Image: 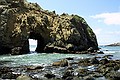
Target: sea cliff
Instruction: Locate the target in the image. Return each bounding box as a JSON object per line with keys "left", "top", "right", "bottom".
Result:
{"left": 0, "top": 0, "right": 98, "bottom": 55}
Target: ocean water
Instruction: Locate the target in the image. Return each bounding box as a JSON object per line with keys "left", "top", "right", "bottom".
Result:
{"left": 0, "top": 45, "right": 120, "bottom": 67}
{"left": 99, "top": 45, "right": 120, "bottom": 60}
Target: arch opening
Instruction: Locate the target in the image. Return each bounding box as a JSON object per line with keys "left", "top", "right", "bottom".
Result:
{"left": 29, "top": 32, "right": 45, "bottom": 53}
{"left": 29, "top": 39, "right": 37, "bottom": 52}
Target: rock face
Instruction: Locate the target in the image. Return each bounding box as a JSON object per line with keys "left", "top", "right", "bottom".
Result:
{"left": 0, "top": 0, "right": 98, "bottom": 55}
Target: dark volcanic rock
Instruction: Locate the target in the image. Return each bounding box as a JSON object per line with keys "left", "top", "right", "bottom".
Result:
{"left": 105, "top": 71, "right": 120, "bottom": 80}
{"left": 1, "top": 72, "right": 19, "bottom": 79}
{"left": 90, "top": 57, "right": 99, "bottom": 64}
{"left": 44, "top": 72, "right": 55, "bottom": 79}
{"left": 78, "top": 58, "right": 91, "bottom": 66}
{"left": 62, "top": 70, "right": 74, "bottom": 79}
{"left": 0, "top": 0, "right": 98, "bottom": 55}
{"left": 0, "top": 55, "right": 120, "bottom": 80}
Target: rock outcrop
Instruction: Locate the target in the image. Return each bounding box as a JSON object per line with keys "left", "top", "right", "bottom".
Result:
{"left": 107, "top": 42, "right": 120, "bottom": 46}
{"left": 0, "top": 0, "right": 98, "bottom": 55}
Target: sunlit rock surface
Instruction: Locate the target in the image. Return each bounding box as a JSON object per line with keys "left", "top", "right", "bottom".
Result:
{"left": 0, "top": 0, "right": 98, "bottom": 55}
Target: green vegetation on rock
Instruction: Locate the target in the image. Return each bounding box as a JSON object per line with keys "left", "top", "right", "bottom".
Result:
{"left": 0, "top": 0, "right": 98, "bottom": 55}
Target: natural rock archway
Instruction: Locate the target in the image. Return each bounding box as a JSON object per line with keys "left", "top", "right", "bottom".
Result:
{"left": 0, "top": 0, "right": 98, "bottom": 55}
{"left": 29, "top": 32, "right": 45, "bottom": 53}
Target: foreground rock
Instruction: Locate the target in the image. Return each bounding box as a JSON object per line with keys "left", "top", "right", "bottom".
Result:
{"left": 0, "top": 55, "right": 119, "bottom": 80}
{"left": 0, "top": 0, "right": 98, "bottom": 55}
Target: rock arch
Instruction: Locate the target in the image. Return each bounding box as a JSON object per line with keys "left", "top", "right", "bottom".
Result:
{"left": 0, "top": 0, "right": 98, "bottom": 55}
{"left": 29, "top": 32, "right": 45, "bottom": 53}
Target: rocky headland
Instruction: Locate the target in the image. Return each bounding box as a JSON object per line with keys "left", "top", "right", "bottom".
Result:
{"left": 107, "top": 43, "right": 120, "bottom": 46}
{"left": 0, "top": 0, "right": 98, "bottom": 55}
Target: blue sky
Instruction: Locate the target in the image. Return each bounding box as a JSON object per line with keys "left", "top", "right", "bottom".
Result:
{"left": 28, "top": 0, "right": 120, "bottom": 45}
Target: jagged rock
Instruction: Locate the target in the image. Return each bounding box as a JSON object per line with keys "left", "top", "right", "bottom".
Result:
{"left": 105, "top": 71, "right": 120, "bottom": 80}
{"left": 90, "top": 57, "right": 99, "bottom": 64}
{"left": 78, "top": 58, "right": 91, "bottom": 66}
{"left": 44, "top": 72, "right": 55, "bottom": 79}
{"left": 62, "top": 70, "right": 74, "bottom": 79}
{"left": 100, "top": 58, "right": 109, "bottom": 64}
{"left": 0, "top": 0, "right": 98, "bottom": 55}
{"left": 1, "top": 72, "right": 19, "bottom": 79}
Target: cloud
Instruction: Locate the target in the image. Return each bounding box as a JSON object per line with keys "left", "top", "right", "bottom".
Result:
{"left": 91, "top": 12, "right": 120, "bottom": 25}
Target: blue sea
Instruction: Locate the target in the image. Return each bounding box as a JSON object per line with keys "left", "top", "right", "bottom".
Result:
{"left": 0, "top": 45, "right": 120, "bottom": 67}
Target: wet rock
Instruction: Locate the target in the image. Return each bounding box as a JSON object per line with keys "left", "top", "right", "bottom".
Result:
{"left": 100, "top": 58, "right": 109, "bottom": 64}
{"left": 83, "top": 76, "right": 95, "bottom": 80}
{"left": 44, "top": 72, "right": 55, "bottom": 79}
{"left": 97, "top": 65, "right": 113, "bottom": 74}
{"left": 88, "top": 47, "right": 95, "bottom": 53}
{"left": 92, "top": 72, "right": 103, "bottom": 78}
{"left": 105, "top": 71, "right": 120, "bottom": 80}
{"left": 66, "top": 57, "right": 74, "bottom": 60}
{"left": 62, "top": 70, "right": 74, "bottom": 79}
{"left": 27, "top": 65, "right": 44, "bottom": 70}
{"left": 52, "top": 59, "right": 69, "bottom": 67}
{"left": 0, "top": 0, "right": 7, "bottom": 5}
{"left": 102, "top": 55, "right": 113, "bottom": 59}
{"left": 16, "top": 75, "right": 32, "bottom": 80}
{"left": 97, "top": 51, "right": 104, "bottom": 54}
{"left": 90, "top": 57, "right": 99, "bottom": 64}
{"left": 78, "top": 58, "right": 91, "bottom": 66}
{"left": 11, "top": 47, "right": 22, "bottom": 55}
{"left": 0, "top": 55, "right": 120, "bottom": 80}
{"left": 114, "top": 65, "right": 120, "bottom": 71}
{"left": 1, "top": 72, "right": 19, "bottom": 79}
{"left": 76, "top": 68, "right": 91, "bottom": 77}
{"left": 0, "top": 67, "right": 12, "bottom": 74}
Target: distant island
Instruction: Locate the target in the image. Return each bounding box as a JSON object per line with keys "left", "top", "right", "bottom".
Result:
{"left": 107, "top": 42, "right": 120, "bottom": 46}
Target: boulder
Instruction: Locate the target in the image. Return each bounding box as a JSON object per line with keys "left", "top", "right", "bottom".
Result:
{"left": 52, "top": 59, "right": 69, "bottom": 67}
{"left": 44, "top": 72, "right": 55, "bottom": 79}
{"left": 1, "top": 72, "right": 19, "bottom": 79}
{"left": 26, "top": 65, "right": 44, "bottom": 70}
{"left": 78, "top": 58, "right": 91, "bottom": 66}
{"left": 105, "top": 71, "right": 120, "bottom": 80}
{"left": 62, "top": 70, "right": 74, "bottom": 79}
{"left": 100, "top": 58, "right": 109, "bottom": 64}
{"left": 16, "top": 75, "right": 32, "bottom": 80}
{"left": 0, "top": 0, "right": 98, "bottom": 55}
{"left": 90, "top": 57, "right": 99, "bottom": 64}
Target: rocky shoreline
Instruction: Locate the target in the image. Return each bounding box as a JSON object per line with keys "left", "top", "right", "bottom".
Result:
{"left": 0, "top": 54, "right": 120, "bottom": 80}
